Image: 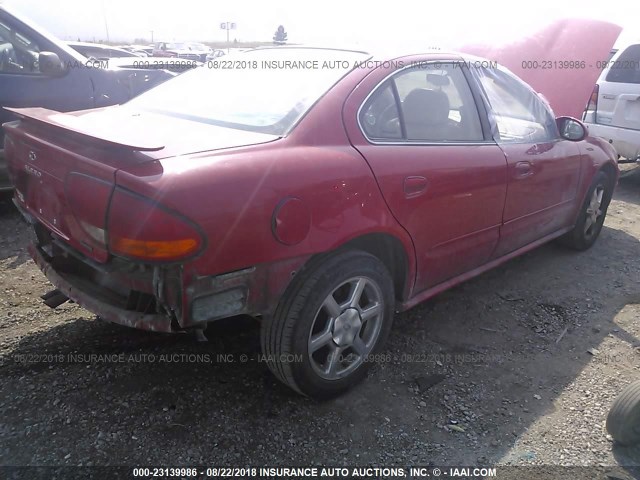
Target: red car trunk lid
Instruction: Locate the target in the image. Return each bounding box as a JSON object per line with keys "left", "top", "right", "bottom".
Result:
{"left": 4, "top": 106, "right": 279, "bottom": 263}
{"left": 4, "top": 111, "right": 152, "bottom": 263}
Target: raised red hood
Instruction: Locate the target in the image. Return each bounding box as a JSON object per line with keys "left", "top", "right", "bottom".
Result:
{"left": 460, "top": 18, "right": 622, "bottom": 118}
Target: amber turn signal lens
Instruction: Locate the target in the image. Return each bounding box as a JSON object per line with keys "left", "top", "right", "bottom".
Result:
{"left": 107, "top": 187, "right": 205, "bottom": 262}
{"left": 110, "top": 237, "right": 198, "bottom": 260}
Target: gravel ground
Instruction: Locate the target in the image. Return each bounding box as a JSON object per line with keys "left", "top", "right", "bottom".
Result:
{"left": 1, "top": 166, "right": 639, "bottom": 478}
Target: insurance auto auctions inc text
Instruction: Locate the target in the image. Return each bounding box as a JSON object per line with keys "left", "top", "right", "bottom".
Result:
{"left": 190, "top": 466, "right": 498, "bottom": 478}
{"left": 206, "top": 59, "right": 498, "bottom": 70}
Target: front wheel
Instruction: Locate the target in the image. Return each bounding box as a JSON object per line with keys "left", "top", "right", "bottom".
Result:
{"left": 261, "top": 250, "right": 395, "bottom": 399}
{"left": 558, "top": 171, "right": 613, "bottom": 250}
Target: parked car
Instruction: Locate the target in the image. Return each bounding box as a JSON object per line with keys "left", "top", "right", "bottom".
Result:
{"left": 4, "top": 47, "right": 618, "bottom": 398}
{"left": 106, "top": 57, "right": 201, "bottom": 74}
{"left": 67, "top": 41, "right": 143, "bottom": 59}
{"left": 117, "top": 45, "right": 151, "bottom": 57}
{"left": 0, "top": 4, "right": 177, "bottom": 191}
{"left": 583, "top": 43, "right": 640, "bottom": 162}
{"left": 121, "top": 45, "right": 155, "bottom": 57}
{"left": 152, "top": 42, "right": 211, "bottom": 62}
{"left": 185, "top": 42, "right": 212, "bottom": 62}
{"left": 205, "top": 49, "right": 225, "bottom": 62}
{"left": 68, "top": 41, "right": 200, "bottom": 73}
{"left": 69, "top": 42, "right": 201, "bottom": 74}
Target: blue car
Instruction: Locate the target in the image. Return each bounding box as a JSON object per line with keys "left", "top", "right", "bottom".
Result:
{"left": 0, "top": 5, "right": 178, "bottom": 191}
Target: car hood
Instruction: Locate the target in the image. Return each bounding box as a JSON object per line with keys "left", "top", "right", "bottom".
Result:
{"left": 167, "top": 49, "right": 202, "bottom": 54}
{"left": 105, "top": 56, "right": 180, "bottom": 64}
{"left": 4, "top": 106, "right": 280, "bottom": 160}
{"left": 105, "top": 57, "right": 201, "bottom": 71}
{"left": 460, "top": 18, "right": 622, "bottom": 118}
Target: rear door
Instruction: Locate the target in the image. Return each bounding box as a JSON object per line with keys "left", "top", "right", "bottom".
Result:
{"left": 597, "top": 45, "right": 640, "bottom": 131}
{"left": 343, "top": 59, "right": 508, "bottom": 294}
{"left": 471, "top": 66, "right": 582, "bottom": 257}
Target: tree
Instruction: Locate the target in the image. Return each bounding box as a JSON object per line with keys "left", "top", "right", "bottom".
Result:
{"left": 273, "top": 25, "right": 287, "bottom": 45}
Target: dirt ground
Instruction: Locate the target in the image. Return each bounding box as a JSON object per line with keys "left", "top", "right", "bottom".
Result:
{"left": 1, "top": 166, "right": 639, "bottom": 478}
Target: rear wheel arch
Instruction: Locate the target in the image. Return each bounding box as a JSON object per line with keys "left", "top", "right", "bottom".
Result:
{"left": 339, "top": 233, "right": 410, "bottom": 302}
{"left": 268, "top": 233, "right": 412, "bottom": 318}
{"left": 257, "top": 232, "right": 412, "bottom": 317}
{"left": 278, "top": 232, "right": 412, "bottom": 308}
{"left": 262, "top": 248, "right": 396, "bottom": 398}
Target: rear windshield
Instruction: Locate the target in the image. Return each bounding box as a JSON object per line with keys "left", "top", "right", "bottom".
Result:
{"left": 605, "top": 44, "right": 640, "bottom": 84}
{"left": 127, "top": 48, "right": 370, "bottom": 135}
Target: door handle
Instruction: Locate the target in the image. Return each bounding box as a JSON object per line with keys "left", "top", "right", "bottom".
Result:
{"left": 514, "top": 161, "right": 533, "bottom": 179}
{"left": 404, "top": 176, "right": 428, "bottom": 198}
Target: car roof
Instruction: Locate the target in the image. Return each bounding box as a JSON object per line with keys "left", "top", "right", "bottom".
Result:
{"left": 248, "top": 45, "right": 474, "bottom": 63}
{"left": 106, "top": 57, "right": 200, "bottom": 67}
{"left": 68, "top": 41, "right": 125, "bottom": 49}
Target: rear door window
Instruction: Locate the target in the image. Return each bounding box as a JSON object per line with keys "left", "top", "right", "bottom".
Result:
{"left": 394, "top": 64, "right": 484, "bottom": 142}
{"left": 605, "top": 45, "right": 640, "bottom": 84}
{"left": 359, "top": 62, "right": 484, "bottom": 143}
{"left": 360, "top": 82, "right": 402, "bottom": 140}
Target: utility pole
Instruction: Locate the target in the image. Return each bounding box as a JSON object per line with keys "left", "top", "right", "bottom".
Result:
{"left": 101, "top": 0, "right": 110, "bottom": 43}
{"left": 150, "top": 30, "right": 154, "bottom": 43}
{"left": 220, "top": 22, "right": 236, "bottom": 54}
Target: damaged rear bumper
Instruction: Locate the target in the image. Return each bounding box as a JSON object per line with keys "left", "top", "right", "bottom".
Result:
{"left": 19, "top": 193, "right": 310, "bottom": 332}
{"left": 29, "top": 243, "right": 176, "bottom": 333}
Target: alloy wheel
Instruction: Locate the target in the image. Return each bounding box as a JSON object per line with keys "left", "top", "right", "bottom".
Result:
{"left": 584, "top": 184, "right": 605, "bottom": 237}
{"left": 307, "top": 276, "right": 384, "bottom": 380}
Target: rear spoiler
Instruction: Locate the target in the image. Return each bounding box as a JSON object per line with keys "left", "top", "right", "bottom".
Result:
{"left": 4, "top": 107, "right": 165, "bottom": 151}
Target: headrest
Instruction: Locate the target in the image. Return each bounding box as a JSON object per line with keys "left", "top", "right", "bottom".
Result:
{"left": 403, "top": 88, "right": 450, "bottom": 126}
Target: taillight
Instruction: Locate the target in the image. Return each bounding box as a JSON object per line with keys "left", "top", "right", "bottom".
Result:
{"left": 587, "top": 84, "right": 599, "bottom": 111}
{"left": 107, "top": 188, "right": 205, "bottom": 262}
{"left": 66, "top": 173, "right": 112, "bottom": 246}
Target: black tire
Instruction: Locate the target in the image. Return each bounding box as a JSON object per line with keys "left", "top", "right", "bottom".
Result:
{"left": 606, "top": 380, "right": 640, "bottom": 446}
{"left": 558, "top": 171, "right": 613, "bottom": 250}
{"left": 261, "top": 250, "right": 395, "bottom": 399}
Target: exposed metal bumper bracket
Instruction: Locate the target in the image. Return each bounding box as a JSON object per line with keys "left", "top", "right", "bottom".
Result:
{"left": 29, "top": 244, "right": 176, "bottom": 333}
{"left": 40, "top": 289, "right": 69, "bottom": 308}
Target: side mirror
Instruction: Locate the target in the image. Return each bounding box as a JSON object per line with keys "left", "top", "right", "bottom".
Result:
{"left": 557, "top": 116, "right": 587, "bottom": 141}
{"left": 39, "top": 52, "right": 66, "bottom": 76}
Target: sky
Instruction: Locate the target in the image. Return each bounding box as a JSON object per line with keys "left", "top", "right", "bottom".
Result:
{"left": 3, "top": 0, "right": 639, "bottom": 48}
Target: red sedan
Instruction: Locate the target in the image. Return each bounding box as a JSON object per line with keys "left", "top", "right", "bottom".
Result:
{"left": 3, "top": 47, "right": 618, "bottom": 398}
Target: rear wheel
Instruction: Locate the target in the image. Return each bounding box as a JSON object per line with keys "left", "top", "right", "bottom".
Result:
{"left": 606, "top": 380, "right": 640, "bottom": 446}
{"left": 559, "top": 171, "right": 613, "bottom": 250}
{"left": 261, "top": 250, "right": 395, "bottom": 399}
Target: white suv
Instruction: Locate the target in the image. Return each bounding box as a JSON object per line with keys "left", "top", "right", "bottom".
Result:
{"left": 583, "top": 44, "right": 640, "bottom": 162}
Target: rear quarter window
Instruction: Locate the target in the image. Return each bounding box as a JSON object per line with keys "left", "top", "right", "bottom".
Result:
{"left": 605, "top": 44, "right": 640, "bottom": 84}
